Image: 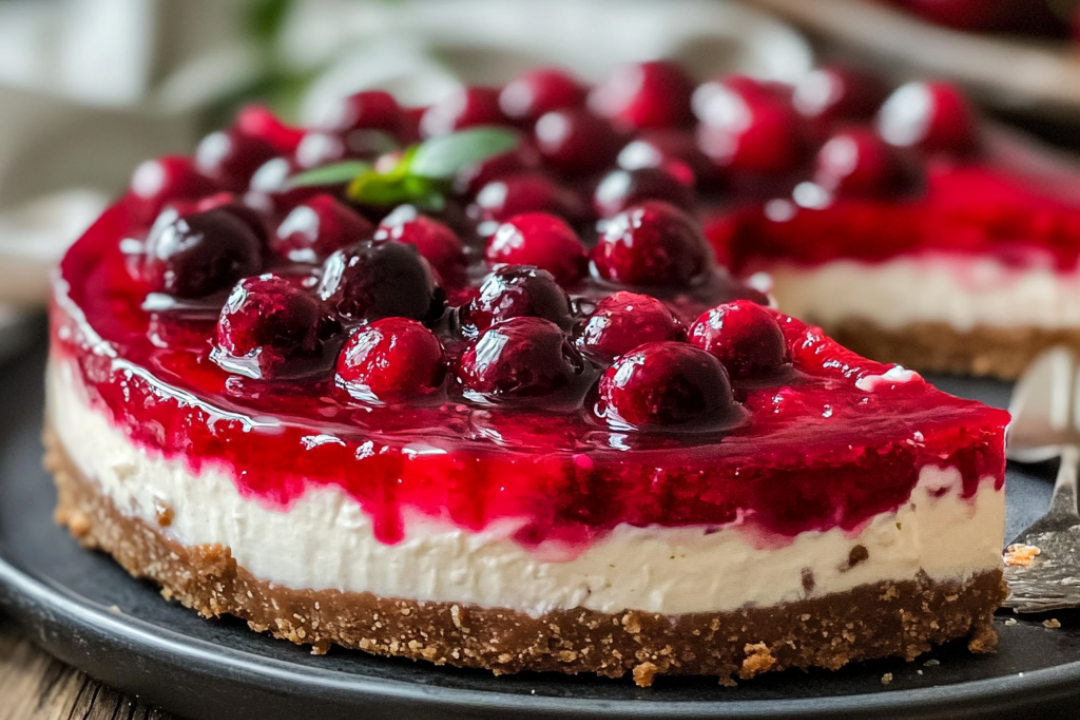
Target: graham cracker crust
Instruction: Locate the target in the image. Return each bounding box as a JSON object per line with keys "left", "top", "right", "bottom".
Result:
{"left": 824, "top": 319, "right": 1080, "bottom": 380}
{"left": 43, "top": 424, "right": 1006, "bottom": 687}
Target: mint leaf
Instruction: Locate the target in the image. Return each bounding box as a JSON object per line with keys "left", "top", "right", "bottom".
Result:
{"left": 289, "top": 160, "right": 372, "bottom": 188}
{"left": 348, "top": 172, "right": 438, "bottom": 207}
{"left": 408, "top": 127, "right": 521, "bottom": 180}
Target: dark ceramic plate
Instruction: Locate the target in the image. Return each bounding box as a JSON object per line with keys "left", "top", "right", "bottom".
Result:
{"left": 1, "top": 333, "right": 1079, "bottom": 720}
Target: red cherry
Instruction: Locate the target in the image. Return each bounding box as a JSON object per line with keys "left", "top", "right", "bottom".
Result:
{"left": 375, "top": 208, "right": 466, "bottom": 283}
{"left": 212, "top": 274, "right": 339, "bottom": 379}
{"left": 469, "top": 173, "right": 584, "bottom": 228}
{"left": 336, "top": 317, "right": 445, "bottom": 402}
{"left": 486, "top": 213, "right": 587, "bottom": 285}
{"left": 420, "top": 86, "right": 506, "bottom": 137}
{"left": 533, "top": 108, "right": 623, "bottom": 176}
{"left": 592, "top": 201, "right": 712, "bottom": 287}
{"left": 129, "top": 156, "right": 220, "bottom": 221}
{"left": 592, "top": 166, "right": 694, "bottom": 218}
{"left": 458, "top": 316, "right": 584, "bottom": 399}
{"left": 317, "top": 241, "right": 445, "bottom": 324}
{"left": 793, "top": 66, "right": 888, "bottom": 126}
{"left": 597, "top": 341, "right": 733, "bottom": 428}
{"left": 689, "top": 300, "right": 789, "bottom": 379}
{"left": 143, "top": 207, "right": 263, "bottom": 299}
{"left": 247, "top": 157, "right": 330, "bottom": 215}
{"left": 577, "top": 292, "right": 684, "bottom": 361}
{"left": 499, "top": 67, "right": 587, "bottom": 121}
{"left": 694, "top": 77, "right": 805, "bottom": 174}
{"left": 272, "top": 195, "right": 375, "bottom": 264}
{"left": 876, "top": 81, "right": 979, "bottom": 156}
{"left": 195, "top": 128, "right": 278, "bottom": 193}
{"left": 461, "top": 265, "right": 573, "bottom": 334}
{"left": 617, "top": 130, "right": 714, "bottom": 186}
{"left": 588, "top": 61, "right": 694, "bottom": 130}
{"left": 453, "top": 142, "right": 542, "bottom": 195}
{"left": 235, "top": 105, "right": 304, "bottom": 154}
{"left": 313, "top": 90, "right": 404, "bottom": 135}
{"left": 813, "top": 127, "right": 916, "bottom": 197}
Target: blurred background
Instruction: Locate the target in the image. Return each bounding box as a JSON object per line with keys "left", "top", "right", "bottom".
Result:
{"left": 0, "top": 0, "right": 1077, "bottom": 324}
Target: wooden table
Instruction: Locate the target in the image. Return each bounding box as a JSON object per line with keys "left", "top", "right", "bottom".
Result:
{"left": 0, "top": 622, "right": 171, "bottom": 720}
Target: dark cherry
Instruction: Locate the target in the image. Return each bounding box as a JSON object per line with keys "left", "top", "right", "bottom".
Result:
{"left": 688, "top": 300, "right": 789, "bottom": 380}
{"left": 420, "top": 86, "right": 506, "bottom": 137}
{"left": 375, "top": 207, "right": 466, "bottom": 283}
{"left": 576, "top": 291, "right": 684, "bottom": 361}
{"left": 129, "top": 156, "right": 221, "bottom": 221}
{"left": 211, "top": 274, "right": 337, "bottom": 379}
{"left": 458, "top": 316, "right": 584, "bottom": 400}
{"left": 336, "top": 317, "right": 445, "bottom": 403}
{"left": 272, "top": 194, "right": 375, "bottom": 264}
{"left": 454, "top": 141, "right": 543, "bottom": 195}
{"left": 246, "top": 156, "right": 329, "bottom": 215}
{"left": 182, "top": 192, "right": 271, "bottom": 245}
{"left": 693, "top": 76, "right": 805, "bottom": 174}
{"left": 485, "top": 212, "right": 587, "bottom": 285}
{"left": 313, "top": 90, "right": 404, "bottom": 135}
{"left": 195, "top": 127, "right": 278, "bottom": 193}
{"left": 588, "top": 61, "right": 694, "bottom": 130}
{"left": 499, "top": 67, "right": 587, "bottom": 121}
{"left": 469, "top": 173, "right": 584, "bottom": 229}
{"left": 876, "top": 81, "right": 979, "bottom": 156}
{"left": 617, "top": 130, "right": 715, "bottom": 186}
{"left": 592, "top": 166, "right": 694, "bottom": 218}
{"left": 317, "top": 240, "right": 445, "bottom": 324}
{"left": 792, "top": 66, "right": 888, "bottom": 126}
{"left": 894, "top": 0, "right": 1064, "bottom": 35}
{"left": 592, "top": 201, "right": 712, "bottom": 287}
{"left": 235, "top": 105, "right": 304, "bottom": 154}
{"left": 813, "top": 127, "right": 914, "bottom": 197}
{"left": 597, "top": 341, "right": 733, "bottom": 428}
{"left": 533, "top": 108, "right": 622, "bottom": 176}
{"left": 461, "top": 265, "right": 573, "bottom": 334}
{"left": 142, "top": 207, "right": 263, "bottom": 299}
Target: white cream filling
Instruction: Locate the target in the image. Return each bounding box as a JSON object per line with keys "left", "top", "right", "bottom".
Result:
{"left": 768, "top": 253, "right": 1080, "bottom": 332}
{"left": 49, "top": 357, "right": 1004, "bottom": 617}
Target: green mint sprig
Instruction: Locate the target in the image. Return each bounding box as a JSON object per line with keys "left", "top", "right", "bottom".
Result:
{"left": 288, "top": 126, "right": 521, "bottom": 211}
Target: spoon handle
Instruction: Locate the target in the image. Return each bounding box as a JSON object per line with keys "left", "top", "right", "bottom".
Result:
{"left": 1048, "top": 445, "right": 1080, "bottom": 517}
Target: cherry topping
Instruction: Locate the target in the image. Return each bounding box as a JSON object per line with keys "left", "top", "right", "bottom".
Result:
{"left": 313, "top": 90, "right": 404, "bottom": 135}
{"left": 235, "top": 105, "right": 304, "bottom": 154}
{"left": 588, "top": 61, "right": 694, "bottom": 130}
{"left": 336, "top": 317, "right": 445, "bottom": 403}
{"left": 617, "top": 130, "right": 713, "bottom": 186}
{"left": 317, "top": 240, "right": 445, "bottom": 324}
{"left": 592, "top": 166, "right": 694, "bottom": 218}
{"left": 597, "top": 341, "right": 733, "bottom": 428}
{"left": 485, "top": 213, "right": 587, "bottom": 285}
{"left": 813, "top": 128, "right": 914, "bottom": 197}
{"left": 420, "top": 86, "right": 506, "bottom": 137}
{"left": 458, "top": 316, "right": 584, "bottom": 400}
{"left": 461, "top": 265, "right": 573, "bottom": 334}
{"left": 375, "top": 207, "right": 466, "bottom": 283}
{"left": 247, "top": 156, "right": 328, "bottom": 215}
{"left": 499, "top": 67, "right": 587, "bottom": 122}
{"left": 592, "top": 201, "right": 712, "bottom": 287}
{"left": 689, "top": 300, "right": 789, "bottom": 380}
{"left": 195, "top": 127, "right": 278, "bottom": 193}
{"left": 454, "top": 142, "right": 542, "bottom": 195}
{"left": 576, "top": 292, "right": 684, "bottom": 361}
{"left": 211, "top": 274, "right": 338, "bottom": 379}
{"left": 793, "top": 66, "right": 887, "bottom": 125}
{"left": 876, "top": 81, "right": 979, "bottom": 156}
{"left": 469, "top": 173, "right": 584, "bottom": 228}
{"left": 143, "top": 207, "right": 263, "bottom": 299}
{"left": 272, "top": 195, "right": 375, "bottom": 264}
{"left": 129, "top": 156, "right": 220, "bottom": 221}
{"left": 694, "top": 77, "right": 805, "bottom": 174}
{"left": 533, "top": 109, "right": 622, "bottom": 176}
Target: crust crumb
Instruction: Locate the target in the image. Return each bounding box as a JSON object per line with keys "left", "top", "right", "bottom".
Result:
{"left": 632, "top": 662, "right": 658, "bottom": 687}
{"left": 1003, "top": 544, "right": 1040, "bottom": 568}
{"left": 1043, "top": 618, "right": 1061, "bottom": 629}
{"left": 739, "top": 642, "right": 776, "bottom": 679}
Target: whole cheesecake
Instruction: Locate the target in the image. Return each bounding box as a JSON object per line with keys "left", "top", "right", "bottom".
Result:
{"left": 47, "top": 61, "right": 1009, "bottom": 686}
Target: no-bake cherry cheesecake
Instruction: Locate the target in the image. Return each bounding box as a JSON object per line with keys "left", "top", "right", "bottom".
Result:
{"left": 48, "top": 61, "right": 1009, "bottom": 687}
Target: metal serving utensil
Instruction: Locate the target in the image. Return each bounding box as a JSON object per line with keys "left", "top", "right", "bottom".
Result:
{"left": 1002, "top": 347, "right": 1080, "bottom": 613}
